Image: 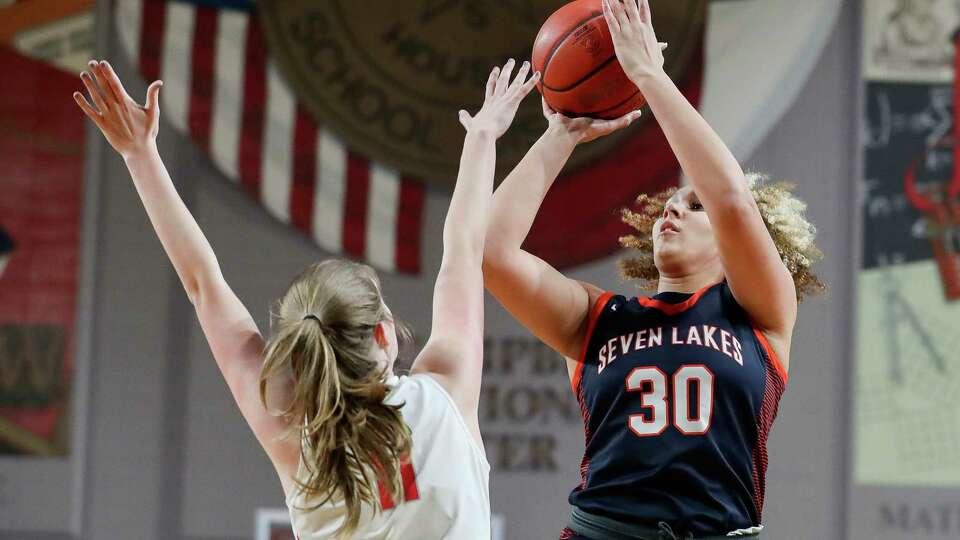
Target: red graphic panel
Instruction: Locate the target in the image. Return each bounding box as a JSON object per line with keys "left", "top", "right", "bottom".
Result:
{"left": 0, "top": 45, "right": 85, "bottom": 455}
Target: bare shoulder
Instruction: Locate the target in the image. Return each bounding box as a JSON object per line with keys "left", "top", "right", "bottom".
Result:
{"left": 580, "top": 281, "right": 608, "bottom": 305}
{"left": 755, "top": 325, "right": 793, "bottom": 378}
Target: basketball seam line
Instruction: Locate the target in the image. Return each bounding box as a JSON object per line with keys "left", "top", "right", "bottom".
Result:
{"left": 556, "top": 88, "right": 642, "bottom": 118}
{"left": 543, "top": 53, "right": 616, "bottom": 93}
{"left": 540, "top": 11, "right": 604, "bottom": 84}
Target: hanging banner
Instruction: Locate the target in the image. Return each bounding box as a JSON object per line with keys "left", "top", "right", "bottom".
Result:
{"left": 853, "top": 1, "right": 960, "bottom": 538}
{"left": 0, "top": 0, "right": 94, "bottom": 533}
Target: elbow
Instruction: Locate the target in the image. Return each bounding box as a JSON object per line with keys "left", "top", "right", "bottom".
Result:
{"left": 444, "top": 232, "right": 484, "bottom": 261}
{"left": 184, "top": 264, "right": 222, "bottom": 307}
{"left": 722, "top": 170, "right": 753, "bottom": 199}
{"left": 183, "top": 277, "right": 201, "bottom": 306}
{"left": 441, "top": 216, "right": 485, "bottom": 255}
{"left": 715, "top": 187, "right": 759, "bottom": 216}
{"left": 481, "top": 254, "right": 499, "bottom": 279}
{"left": 483, "top": 244, "right": 510, "bottom": 276}
{"left": 441, "top": 237, "right": 484, "bottom": 270}
{"left": 482, "top": 235, "right": 513, "bottom": 274}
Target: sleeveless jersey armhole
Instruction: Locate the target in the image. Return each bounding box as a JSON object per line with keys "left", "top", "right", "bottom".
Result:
{"left": 571, "top": 291, "right": 615, "bottom": 394}
{"left": 751, "top": 326, "right": 788, "bottom": 385}
{"left": 720, "top": 282, "right": 788, "bottom": 385}
{"left": 414, "top": 374, "right": 491, "bottom": 471}
{"left": 284, "top": 451, "right": 306, "bottom": 504}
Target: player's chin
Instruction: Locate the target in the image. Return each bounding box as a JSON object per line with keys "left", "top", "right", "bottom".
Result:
{"left": 653, "top": 238, "right": 683, "bottom": 257}
{"left": 653, "top": 245, "right": 684, "bottom": 271}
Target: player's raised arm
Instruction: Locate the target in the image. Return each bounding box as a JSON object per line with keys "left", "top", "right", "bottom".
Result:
{"left": 604, "top": 0, "right": 797, "bottom": 346}
{"left": 73, "top": 60, "right": 298, "bottom": 480}
{"left": 482, "top": 99, "right": 641, "bottom": 364}
{"left": 411, "top": 60, "right": 539, "bottom": 430}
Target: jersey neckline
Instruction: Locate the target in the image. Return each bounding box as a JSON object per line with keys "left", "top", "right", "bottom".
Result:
{"left": 637, "top": 281, "right": 721, "bottom": 315}
{"left": 649, "top": 281, "right": 722, "bottom": 302}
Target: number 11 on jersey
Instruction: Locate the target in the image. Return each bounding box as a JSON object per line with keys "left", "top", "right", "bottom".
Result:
{"left": 379, "top": 459, "right": 420, "bottom": 510}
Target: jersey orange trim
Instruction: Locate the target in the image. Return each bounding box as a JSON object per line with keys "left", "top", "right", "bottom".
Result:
{"left": 752, "top": 326, "right": 788, "bottom": 384}
{"left": 636, "top": 281, "right": 719, "bottom": 316}
{"left": 571, "top": 291, "right": 614, "bottom": 394}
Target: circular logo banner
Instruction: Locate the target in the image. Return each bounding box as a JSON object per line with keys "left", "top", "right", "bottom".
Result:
{"left": 260, "top": 0, "right": 705, "bottom": 186}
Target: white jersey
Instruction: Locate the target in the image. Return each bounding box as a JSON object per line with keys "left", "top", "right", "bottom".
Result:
{"left": 286, "top": 374, "right": 491, "bottom": 540}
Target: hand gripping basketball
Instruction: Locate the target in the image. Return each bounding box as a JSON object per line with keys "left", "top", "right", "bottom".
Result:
{"left": 543, "top": 96, "right": 643, "bottom": 145}
{"left": 458, "top": 59, "right": 540, "bottom": 139}
{"left": 602, "top": 0, "right": 669, "bottom": 87}
{"left": 532, "top": 0, "right": 666, "bottom": 118}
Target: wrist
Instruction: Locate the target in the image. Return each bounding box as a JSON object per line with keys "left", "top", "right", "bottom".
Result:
{"left": 464, "top": 127, "right": 498, "bottom": 142}
{"left": 121, "top": 140, "right": 159, "bottom": 163}
{"left": 543, "top": 123, "right": 580, "bottom": 149}
{"left": 631, "top": 68, "right": 671, "bottom": 93}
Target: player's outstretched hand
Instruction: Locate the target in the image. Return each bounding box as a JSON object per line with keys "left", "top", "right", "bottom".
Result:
{"left": 73, "top": 59, "right": 163, "bottom": 158}
{"left": 542, "top": 96, "right": 642, "bottom": 145}
{"left": 458, "top": 59, "right": 540, "bottom": 139}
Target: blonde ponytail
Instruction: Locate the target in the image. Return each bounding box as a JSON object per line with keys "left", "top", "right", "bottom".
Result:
{"left": 259, "top": 260, "right": 412, "bottom": 538}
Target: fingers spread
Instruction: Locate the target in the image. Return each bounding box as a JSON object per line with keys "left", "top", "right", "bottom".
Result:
{"left": 609, "top": 0, "right": 630, "bottom": 29}
{"left": 485, "top": 66, "right": 500, "bottom": 98}
{"left": 640, "top": 0, "right": 658, "bottom": 41}
{"left": 92, "top": 61, "right": 121, "bottom": 105}
{"left": 510, "top": 61, "right": 531, "bottom": 93}
{"left": 87, "top": 60, "right": 115, "bottom": 106}
{"left": 638, "top": 0, "right": 651, "bottom": 23}
{"left": 80, "top": 71, "right": 109, "bottom": 113}
{"left": 602, "top": 0, "right": 620, "bottom": 34}
{"left": 99, "top": 60, "right": 130, "bottom": 105}
{"left": 625, "top": 0, "right": 642, "bottom": 27}
{"left": 495, "top": 58, "right": 516, "bottom": 96}
{"left": 73, "top": 91, "right": 103, "bottom": 126}
{"left": 515, "top": 70, "right": 540, "bottom": 101}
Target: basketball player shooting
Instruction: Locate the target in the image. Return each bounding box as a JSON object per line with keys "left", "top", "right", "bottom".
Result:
{"left": 483, "top": 1, "right": 824, "bottom": 538}
{"left": 73, "top": 57, "right": 538, "bottom": 539}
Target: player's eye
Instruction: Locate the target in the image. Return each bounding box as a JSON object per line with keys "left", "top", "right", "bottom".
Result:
{"left": 689, "top": 201, "right": 704, "bottom": 211}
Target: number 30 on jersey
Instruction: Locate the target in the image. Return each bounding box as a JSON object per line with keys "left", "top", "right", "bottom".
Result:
{"left": 625, "top": 365, "right": 714, "bottom": 436}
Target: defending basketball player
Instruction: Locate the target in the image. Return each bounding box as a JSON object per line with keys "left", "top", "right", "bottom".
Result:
{"left": 74, "top": 58, "right": 539, "bottom": 539}
{"left": 483, "top": 1, "right": 824, "bottom": 539}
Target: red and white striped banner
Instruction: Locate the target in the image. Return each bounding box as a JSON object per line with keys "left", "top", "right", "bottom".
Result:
{"left": 115, "top": 0, "right": 424, "bottom": 274}
{"left": 116, "top": 0, "right": 704, "bottom": 273}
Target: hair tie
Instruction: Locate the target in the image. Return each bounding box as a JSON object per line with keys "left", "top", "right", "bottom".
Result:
{"left": 303, "top": 314, "right": 336, "bottom": 336}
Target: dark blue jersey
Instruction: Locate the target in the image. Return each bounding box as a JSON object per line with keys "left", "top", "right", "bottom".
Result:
{"left": 568, "top": 282, "right": 787, "bottom": 536}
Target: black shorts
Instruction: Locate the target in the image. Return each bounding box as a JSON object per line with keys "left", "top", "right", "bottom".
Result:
{"left": 559, "top": 525, "right": 761, "bottom": 540}
{"left": 560, "top": 510, "right": 762, "bottom": 540}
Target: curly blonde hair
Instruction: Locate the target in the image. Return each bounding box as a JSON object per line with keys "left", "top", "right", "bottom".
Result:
{"left": 618, "top": 173, "right": 825, "bottom": 301}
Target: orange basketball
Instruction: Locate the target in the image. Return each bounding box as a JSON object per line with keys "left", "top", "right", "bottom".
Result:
{"left": 532, "top": 0, "right": 645, "bottom": 119}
